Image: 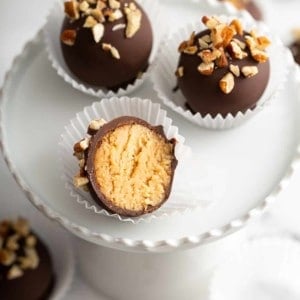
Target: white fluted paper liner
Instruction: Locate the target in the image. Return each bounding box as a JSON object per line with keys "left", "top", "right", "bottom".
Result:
{"left": 152, "top": 15, "right": 293, "bottom": 129}
{"left": 210, "top": 237, "right": 300, "bottom": 300}
{"left": 43, "top": 0, "right": 163, "bottom": 98}
{"left": 58, "top": 97, "right": 221, "bottom": 224}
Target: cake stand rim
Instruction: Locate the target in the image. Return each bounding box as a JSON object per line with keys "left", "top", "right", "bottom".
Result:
{"left": 1, "top": 24, "right": 300, "bottom": 253}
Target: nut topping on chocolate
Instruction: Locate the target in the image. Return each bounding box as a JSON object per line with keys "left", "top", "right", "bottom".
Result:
{"left": 60, "top": 0, "right": 152, "bottom": 89}
{"left": 74, "top": 175, "right": 89, "bottom": 188}
{"left": 79, "top": 1, "right": 90, "bottom": 12}
{"left": 109, "top": 0, "right": 121, "bottom": 9}
{"left": 61, "top": 29, "right": 77, "bottom": 46}
{"left": 7, "top": 265, "right": 23, "bottom": 280}
{"left": 25, "top": 235, "right": 37, "bottom": 248}
{"left": 0, "top": 249, "right": 16, "bottom": 266}
{"left": 6, "top": 234, "right": 20, "bottom": 251}
{"left": 74, "top": 137, "right": 90, "bottom": 153}
{"left": 175, "top": 66, "right": 184, "bottom": 78}
{"left": 64, "top": 1, "right": 80, "bottom": 20}
{"left": 112, "top": 23, "right": 126, "bottom": 31}
{"left": 124, "top": 2, "right": 142, "bottom": 38}
{"left": 92, "top": 23, "right": 105, "bottom": 43}
{"left": 198, "top": 62, "right": 214, "bottom": 76}
{"left": 102, "top": 43, "right": 120, "bottom": 59}
{"left": 88, "top": 118, "right": 107, "bottom": 135}
{"left": 83, "top": 15, "right": 98, "bottom": 28}
{"left": 110, "top": 46, "right": 121, "bottom": 59}
{"left": 241, "top": 65, "right": 258, "bottom": 78}
{"left": 229, "top": 64, "right": 240, "bottom": 77}
{"left": 177, "top": 16, "right": 270, "bottom": 94}
{"left": 0, "top": 219, "right": 41, "bottom": 280}
{"left": 219, "top": 72, "right": 235, "bottom": 94}
{"left": 61, "top": 0, "right": 143, "bottom": 49}
{"left": 73, "top": 119, "right": 107, "bottom": 187}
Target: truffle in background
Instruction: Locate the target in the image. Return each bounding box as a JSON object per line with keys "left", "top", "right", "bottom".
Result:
{"left": 0, "top": 218, "right": 54, "bottom": 300}
{"left": 60, "top": 0, "right": 153, "bottom": 90}
{"left": 220, "top": 0, "right": 263, "bottom": 21}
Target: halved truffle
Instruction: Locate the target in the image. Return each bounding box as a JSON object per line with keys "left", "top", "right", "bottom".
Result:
{"left": 73, "top": 116, "right": 178, "bottom": 217}
{"left": 0, "top": 218, "right": 54, "bottom": 300}
{"left": 175, "top": 16, "right": 271, "bottom": 117}
{"left": 60, "top": 0, "right": 153, "bottom": 90}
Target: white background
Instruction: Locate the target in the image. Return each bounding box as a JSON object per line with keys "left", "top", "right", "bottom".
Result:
{"left": 1, "top": 0, "right": 300, "bottom": 298}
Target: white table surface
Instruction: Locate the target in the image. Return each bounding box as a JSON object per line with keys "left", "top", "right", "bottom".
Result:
{"left": 1, "top": 0, "right": 300, "bottom": 298}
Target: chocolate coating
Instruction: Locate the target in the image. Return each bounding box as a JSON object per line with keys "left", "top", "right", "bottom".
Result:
{"left": 86, "top": 116, "right": 177, "bottom": 217}
{"left": 290, "top": 41, "right": 300, "bottom": 65}
{"left": 177, "top": 30, "right": 270, "bottom": 117}
{"left": 0, "top": 234, "right": 54, "bottom": 300}
{"left": 61, "top": 1, "right": 153, "bottom": 89}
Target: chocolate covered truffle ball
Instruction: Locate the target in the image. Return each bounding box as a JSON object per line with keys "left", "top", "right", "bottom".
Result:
{"left": 220, "top": 0, "right": 263, "bottom": 21}
{"left": 60, "top": 0, "right": 153, "bottom": 90}
{"left": 175, "top": 16, "right": 270, "bottom": 117}
{"left": 73, "top": 116, "right": 177, "bottom": 217}
{"left": 0, "top": 218, "right": 54, "bottom": 300}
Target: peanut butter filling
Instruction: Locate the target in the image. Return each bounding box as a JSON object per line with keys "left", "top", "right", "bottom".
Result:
{"left": 93, "top": 124, "right": 175, "bottom": 212}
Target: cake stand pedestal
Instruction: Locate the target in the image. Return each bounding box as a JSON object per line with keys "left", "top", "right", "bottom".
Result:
{"left": 75, "top": 228, "right": 247, "bottom": 300}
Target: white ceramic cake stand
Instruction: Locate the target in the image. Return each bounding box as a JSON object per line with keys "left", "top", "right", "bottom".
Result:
{"left": 1, "top": 0, "right": 300, "bottom": 299}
